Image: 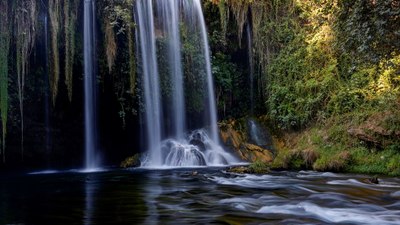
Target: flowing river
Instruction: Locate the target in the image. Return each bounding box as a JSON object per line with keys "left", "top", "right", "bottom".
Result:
{"left": 1, "top": 168, "right": 400, "bottom": 224}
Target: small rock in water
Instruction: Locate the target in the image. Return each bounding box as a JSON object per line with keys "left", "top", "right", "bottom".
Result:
{"left": 227, "top": 166, "right": 250, "bottom": 174}
{"left": 364, "top": 176, "right": 379, "bottom": 184}
{"left": 191, "top": 171, "right": 198, "bottom": 176}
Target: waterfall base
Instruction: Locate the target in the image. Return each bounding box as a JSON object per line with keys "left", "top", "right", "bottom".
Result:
{"left": 141, "top": 129, "right": 238, "bottom": 168}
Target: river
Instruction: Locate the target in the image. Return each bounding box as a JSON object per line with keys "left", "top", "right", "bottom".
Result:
{"left": 1, "top": 168, "right": 399, "bottom": 224}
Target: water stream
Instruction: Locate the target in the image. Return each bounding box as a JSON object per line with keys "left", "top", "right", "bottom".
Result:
{"left": 1, "top": 169, "right": 399, "bottom": 224}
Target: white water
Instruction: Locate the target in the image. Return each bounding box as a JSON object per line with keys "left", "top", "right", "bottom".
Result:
{"left": 84, "top": 0, "right": 99, "bottom": 169}
{"left": 135, "top": 0, "right": 237, "bottom": 167}
{"left": 191, "top": 0, "right": 220, "bottom": 144}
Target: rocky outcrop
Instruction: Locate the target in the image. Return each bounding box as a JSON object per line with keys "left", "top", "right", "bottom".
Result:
{"left": 219, "top": 120, "right": 273, "bottom": 163}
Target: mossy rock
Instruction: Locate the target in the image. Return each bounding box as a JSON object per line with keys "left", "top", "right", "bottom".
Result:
{"left": 120, "top": 154, "right": 141, "bottom": 168}
{"left": 227, "top": 161, "right": 270, "bottom": 174}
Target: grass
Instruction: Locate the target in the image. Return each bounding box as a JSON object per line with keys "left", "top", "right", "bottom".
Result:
{"left": 248, "top": 160, "right": 270, "bottom": 174}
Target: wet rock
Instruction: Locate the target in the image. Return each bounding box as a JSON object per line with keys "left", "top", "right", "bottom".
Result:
{"left": 227, "top": 163, "right": 270, "bottom": 174}
{"left": 219, "top": 120, "right": 274, "bottom": 163}
{"left": 364, "top": 176, "right": 379, "bottom": 184}
{"left": 227, "top": 166, "right": 250, "bottom": 174}
{"left": 189, "top": 139, "right": 206, "bottom": 152}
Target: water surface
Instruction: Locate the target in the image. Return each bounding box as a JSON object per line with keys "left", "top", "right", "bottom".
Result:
{"left": 1, "top": 169, "right": 399, "bottom": 224}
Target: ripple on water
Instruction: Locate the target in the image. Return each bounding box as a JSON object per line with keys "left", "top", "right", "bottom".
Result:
{"left": 208, "top": 173, "right": 298, "bottom": 189}
{"left": 328, "top": 178, "right": 400, "bottom": 189}
{"left": 257, "top": 202, "right": 400, "bottom": 225}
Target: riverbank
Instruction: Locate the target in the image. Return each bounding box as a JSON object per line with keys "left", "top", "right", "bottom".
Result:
{"left": 220, "top": 104, "right": 400, "bottom": 176}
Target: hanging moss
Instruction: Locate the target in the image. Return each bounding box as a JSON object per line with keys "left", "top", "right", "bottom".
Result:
{"left": 104, "top": 17, "right": 117, "bottom": 73}
{"left": 224, "top": 0, "right": 251, "bottom": 45}
{"left": 0, "top": 1, "right": 10, "bottom": 163}
{"left": 128, "top": 29, "right": 136, "bottom": 95}
{"left": 217, "top": 0, "right": 229, "bottom": 40}
{"left": 49, "top": 0, "right": 61, "bottom": 105}
{"left": 64, "top": 0, "right": 78, "bottom": 102}
{"left": 14, "top": 0, "right": 38, "bottom": 161}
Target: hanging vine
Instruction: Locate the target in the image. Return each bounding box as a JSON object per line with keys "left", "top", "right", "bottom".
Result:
{"left": 48, "top": 0, "right": 61, "bottom": 105}
{"left": 104, "top": 16, "right": 117, "bottom": 73}
{"left": 64, "top": 0, "right": 79, "bottom": 102}
{"left": 14, "top": 0, "right": 37, "bottom": 161}
{"left": 103, "top": 0, "right": 136, "bottom": 94}
{"left": 226, "top": 0, "right": 250, "bottom": 44}
{"left": 0, "top": 1, "right": 10, "bottom": 163}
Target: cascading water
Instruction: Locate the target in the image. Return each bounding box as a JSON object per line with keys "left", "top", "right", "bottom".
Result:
{"left": 155, "top": 1, "right": 185, "bottom": 140}
{"left": 83, "top": 0, "right": 99, "bottom": 170}
{"left": 136, "top": 0, "right": 238, "bottom": 167}
{"left": 135, "top": 0, "right": 163, "bottom": 166}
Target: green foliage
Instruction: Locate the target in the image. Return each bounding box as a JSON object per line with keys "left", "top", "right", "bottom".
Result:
{"left": 336, "top": 0, "right": 400, "bottom": 64}
{"left": 212, "top": 53, "right": 244, "bottom": 117}
{"left": 248, "top": 160, "right": 270, "bottom": 174}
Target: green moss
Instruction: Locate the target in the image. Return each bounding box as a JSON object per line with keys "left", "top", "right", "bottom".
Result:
{"left": 120, "top": 154, "right": 141, "bottom": 168}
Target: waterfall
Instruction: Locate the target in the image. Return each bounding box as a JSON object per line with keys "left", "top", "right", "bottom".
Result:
{"left": 84, "top": 0, "right": 99, "bottom": 170}
{"left": 248, "top": 119, "right": 273, "bottom": 150}
{"left": 135, "top": 0, "right": 163, "bottom": 166}
{"left": 136, "top": 0, "right": 238, "bottom": 167}
{"left": 155, "top": 1, "right": 186, "bottom": 140}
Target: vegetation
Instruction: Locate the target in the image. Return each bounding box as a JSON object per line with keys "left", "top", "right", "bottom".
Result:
{"left": 0, "top": 1, "right": 10, "bottom": 163}
{"left": 209, "top": 0, "right": 400, "bottom": 175}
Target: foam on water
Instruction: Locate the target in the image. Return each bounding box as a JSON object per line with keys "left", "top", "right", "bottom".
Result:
{"left": 257, "top": 202, "right": 400, "bottom": 225}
